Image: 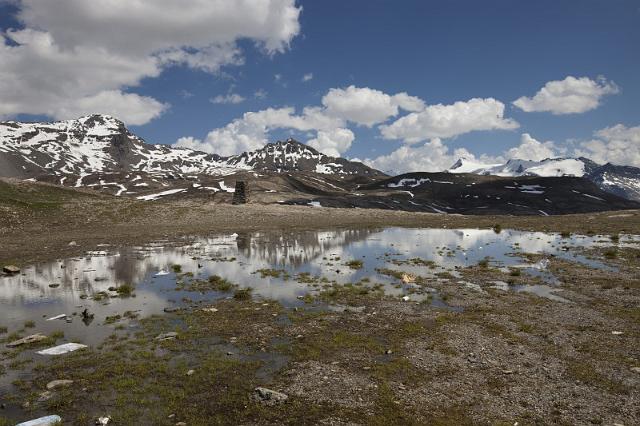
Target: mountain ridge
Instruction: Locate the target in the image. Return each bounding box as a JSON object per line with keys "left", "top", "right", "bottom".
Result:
{"left": 447, "top": 156, "right": 640, "bottom": 201}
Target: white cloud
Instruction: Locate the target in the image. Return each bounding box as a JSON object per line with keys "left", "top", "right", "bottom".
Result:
{"left": 54, "top": 90, "right": 168, "bottom": 126}
{"left": 307, "top": 128, "right": 355, "bottom": 157}
{"left": 380, "top": 98, "right": 519, "bottom": 143}
{"left": 505, "top": 133, "right": 558, "bottom": 161}
{"left": 391, "top": 93, "right": 425, "bottom": 112}
{"left": 574, "top": 124, "right": 640, "bottom": 167}
{"left": 210, "top": 93, "right": 246, "bottom": 105}
{"left": 302, "top": 73, "right": 314, "bottom": 82}
{"left": 0, "top": 0, "right": 301, "bottom": 125}
{"left": 321, "top": 86, "right": 425, "bottom": 127}
{"left": 176, "top": 107, "right": 347, "bottom": 157}
{"left": 364, "top": 138, "right": 496, "bottom": 174}
{"left": 254, "top": 89, "right": 268, "bottom": 100}
{"left": 513, "top": 76, "right": 619, "bottom": 115}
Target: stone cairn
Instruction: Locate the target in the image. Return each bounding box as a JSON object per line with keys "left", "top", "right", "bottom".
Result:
{"left": 232, "top": 181, "right": 247, "bottom": 205}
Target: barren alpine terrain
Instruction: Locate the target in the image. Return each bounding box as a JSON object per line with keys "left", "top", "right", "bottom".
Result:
{"left": 1, "top": 178, "right": 639, "bottom": 425}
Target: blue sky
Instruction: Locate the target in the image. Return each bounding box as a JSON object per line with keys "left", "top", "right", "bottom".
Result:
{"left": 1, "top": 0, "right": 639, "bottom": 171}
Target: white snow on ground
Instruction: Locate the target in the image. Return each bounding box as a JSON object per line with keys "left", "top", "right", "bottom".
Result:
{"left": 582, "top": 193, "right": 605, "bottom": 201}
{"left": 218, "top": 181, "right": 235, "bottom": 193}
{"left": 308, "top": 201, "right": 322, "bottom": 207}
{"left": 137, "top": 188, "right": 187, "bottom": 201}
{"left": 526, "top": 159, "right": 585, "bottom": 177}
{"left": 388, "top": 178, "right": 431, "bottom": 188}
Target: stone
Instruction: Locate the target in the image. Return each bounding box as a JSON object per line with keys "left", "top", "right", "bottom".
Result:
{"left": 15, "top": 415, "right": 62, "bottom": 426}
{"left": 253, "top": 387, "right": 288, "bottom": 405}
{"left": 7, "top": 333, "right": 49, "bottom": 347}
{"left": 232, "top": 181, "right": 248, "bottom": 205}
{"left": 37, "top": 391, "right": 53, "bottom": 403}
{"left": 2, "top": 265, "right": 20, "bottom": 274}
{"left": 631, "top": 367, "right": 640, "bottom": 374}
{"left": 186, "top": 369, "right": 195, "bottom": 376}
{"left": 96, "top": 417, "right": 110, "bottom": 425}
{"left": 401, "top": 273, "right": 415, "bottom": 284}
{"left": 46, "top": 379, "right": 74, "bottom": 390}
{"left": 155, "top": 332, "right": 178, "bottom": 341}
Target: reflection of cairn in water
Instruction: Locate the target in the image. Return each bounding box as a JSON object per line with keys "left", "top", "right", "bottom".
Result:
{"left": 232, "top": 181, "right": 247, "bottom": 205}
{"left": 237, "top": 229, "right": 378, "bottom": 268}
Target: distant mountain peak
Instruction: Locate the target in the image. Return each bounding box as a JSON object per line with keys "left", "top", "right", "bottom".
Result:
{"left": 0, "top": 115, "right": 385, "bottom": 180}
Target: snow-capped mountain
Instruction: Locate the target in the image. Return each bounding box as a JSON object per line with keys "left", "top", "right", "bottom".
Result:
{"left": 0, "top": 115, "right": 382, "bottom": 180}
{"left": 448, "top": 157, "right": 640, "bottom": 201}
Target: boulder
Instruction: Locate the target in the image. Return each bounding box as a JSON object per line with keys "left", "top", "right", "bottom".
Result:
{"left": 3, "top": 265, "right": 20, "bottom": 274}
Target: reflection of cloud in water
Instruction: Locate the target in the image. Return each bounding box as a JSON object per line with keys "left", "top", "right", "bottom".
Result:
{"left": 0, "top": 227, "right": 634, "bottom": 316}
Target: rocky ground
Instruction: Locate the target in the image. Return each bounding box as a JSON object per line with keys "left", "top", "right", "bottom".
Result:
{"left": 0, "top": 178, "right": 639, "bottom": 425}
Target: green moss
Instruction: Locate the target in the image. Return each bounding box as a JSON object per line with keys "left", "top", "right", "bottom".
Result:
{"left": 345, "top": 260, "right": 364, "bottom": 270}
{"left": 233, "top": 288, "right": 252, "bottom": 300}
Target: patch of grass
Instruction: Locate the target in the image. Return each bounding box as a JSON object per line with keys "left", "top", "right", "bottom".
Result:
{"left": 23, "top": 320, "right": 36, "bottom": 328}
{"left": 171, "top": 264, "right": 182, "bottom": 273}
{"left": 0, "top": 326, "right": 7, "bottom": 334}
{"left": 509, "top": 268, "right": 522, "bottom": 277}
{"left": 345, "top": 260, "right": 364, "bottom": 270}
{"left": 492, "top": 224, "right": 502, "bottom": 234}
{"left": 603, "top": 249, "right": 617, "bottom": 259}
{"left": 254, "top": 268, "right": 289, "bottom": 279}
{"left": 177, "top": 275, "right": 237, "bottom": 293}
{"left": 560, "top": 231, "right": 571, "bottom": 238}
{"left": 478, "top": 258, "right": 490, "bottom": 268}
{"left": 233, "top": 287, "right": 252, "bottom": 300}
{"left": 566, "top": 360, "right": 628, "bottom": 395}
{"left": 116, "top": 284, "right": 134, "bottom": 297}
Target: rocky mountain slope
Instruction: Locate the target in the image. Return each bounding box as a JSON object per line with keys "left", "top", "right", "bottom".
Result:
{"left": 283, "top": 172, "right": 640, "bottom": 215}
{"left": 449, "top": 157, "right": 640, "bottom": 201}
{"left": 1, "top": 115, "right": 638, "bottom": 215}
{"left": 0, "top": 115, "right": 382, "bottom": 181}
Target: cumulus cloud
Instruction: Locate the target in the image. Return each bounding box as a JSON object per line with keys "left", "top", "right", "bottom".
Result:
{"left": 321, "top": 86, "right": 426, "bottom": 127}
{"left": 210, "top": 93, "right": 246, "bottom": 105}
{"left": 513, "top": 76, "right": 619, "bottom": 115}
{"left": 175, "top": 107, "right": 349, "bottom": 157}
{"left": 0, "top": 0, "right": 301, "bottom": 124}
{"left": 307, "top": 128, "right": 355, "bottom": 157}
{"left": 380, "top": 98, "right": 519, "bottom": 143}
{"left": 574, "top": 124, "right": 640, "bottom": 167}
{"left": 505, "top": 133, "right": 558, "bottom": 161}
{"left": 364, "top": 139, "right": 497, "bottom": 174}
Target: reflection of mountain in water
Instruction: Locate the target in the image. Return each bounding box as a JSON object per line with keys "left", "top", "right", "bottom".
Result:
{"left": 236, "top": 228, "right": 378, "bottom": 267}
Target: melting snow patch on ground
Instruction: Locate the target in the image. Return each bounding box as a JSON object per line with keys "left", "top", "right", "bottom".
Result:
{"left": 137, "top": 188, "right": 187, "bottom": 201}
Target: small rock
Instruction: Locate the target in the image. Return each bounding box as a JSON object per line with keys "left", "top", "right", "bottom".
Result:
{"left": 164, "top": 307, "right": 180, "bottom": 313}
{"left": 186, "top": 369, "right": 195, "bottom": 376}
{"left": 46, "top": 379, "right": 74, "bottom": 390}
{"left": 401, "top": 296, "right": 410, "bottom": 302}
{"left": 168, "top": 414, "right": 176, "bottom": 419}
{"left": 611, "top": 331, "right": 624, "bottom": 335}
{"left": 175, "top": 423, "right": 187, "bottom": 426}
{"left": 155, "top": 332, "right": 178, "bottom": 341}
{"left": 68, "top": 241, "right": 77, "bottom": 246}
{"left": 253, "top": 387, "right": 288, "bottom": 405}
{"left": 15, "top": 415, "right": 62, "bottom": 426}
{"left": 2, "top": 265, "right": 20, "bottom": 275}
{"left": 401, "top": 273, "right": 415, "bottom": 284}
{"left": 7, "top": 333, "right": 48, "bottom": 347}
{"left": 631, "top": 367, "right": 640, "bottom": 374}
{"left": 385, "top": 349, "right": 393, "bottom": 355}
{"left": 96, "top": 417, "right": 110, "bottom": 425}
{"left": 37, "top": 391, "right": 53, "bottom": 403}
